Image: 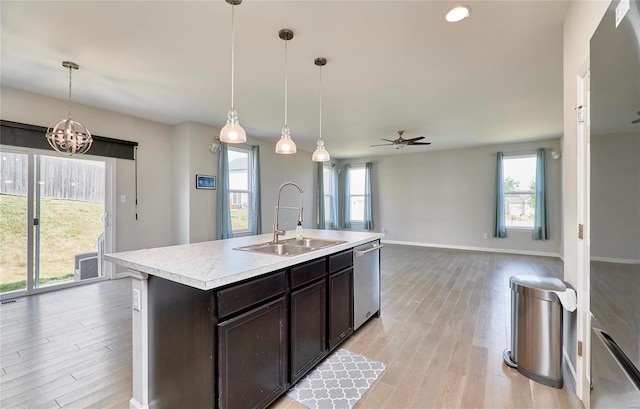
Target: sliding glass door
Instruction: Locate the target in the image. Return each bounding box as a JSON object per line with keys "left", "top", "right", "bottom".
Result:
{"left": 0, "top": 152, "right": 29, "bottom": 293}
{"left": 0, "top": 148, "right": 111, "bottom": 297}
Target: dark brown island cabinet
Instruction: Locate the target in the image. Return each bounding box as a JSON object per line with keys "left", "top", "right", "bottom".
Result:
{"left": 146, "top": 248, "right": 369, "bottom": 409}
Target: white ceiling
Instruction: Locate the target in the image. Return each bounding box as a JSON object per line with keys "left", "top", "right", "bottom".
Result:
{"left": 0, "top": 0, "right": 569, "bottom": 158}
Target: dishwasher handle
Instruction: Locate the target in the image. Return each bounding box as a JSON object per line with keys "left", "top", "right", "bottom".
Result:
{"left": 355, "top": 244, "right": 384, "bottom": 258}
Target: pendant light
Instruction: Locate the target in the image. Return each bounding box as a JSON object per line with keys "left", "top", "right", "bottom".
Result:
{"left": 46, "top": 61, "right": 92, "bottom": 156}
{"left": 275, "top": 29, "right": 296, "bottom": 154}
{"left": 312, "top": 58, "right": 330, "bottom": 162}
{"left": 219, "top": 0, "right": 246, "bottom": 144}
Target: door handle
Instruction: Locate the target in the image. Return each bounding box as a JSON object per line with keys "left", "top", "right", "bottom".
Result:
{"left": 355, "top": 244, "right": 383, "bottom": 258}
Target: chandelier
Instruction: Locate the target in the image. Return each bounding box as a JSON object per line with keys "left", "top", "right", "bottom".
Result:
{"left": 46, "top": 61, "right": 93, "bottom": 156}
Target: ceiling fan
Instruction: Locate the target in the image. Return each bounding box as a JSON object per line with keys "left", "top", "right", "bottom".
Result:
{"left": 370, "top": 130, "right": 431, "bottom": 149}
{"left": 632, "top": 111, "right": 640, "bottom": 124}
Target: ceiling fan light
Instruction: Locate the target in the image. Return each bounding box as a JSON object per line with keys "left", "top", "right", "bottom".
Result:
{"left": 220, "top": 108, "right": 246, "bottom": 143}
{"left": 445, "top": 5, "right": 471, "bottom": 22}
{"left": 312, "top": 139, "right": 330, "bottom": 162}
{"left": 275, "top": 126, "right": 296, "bottom": 154}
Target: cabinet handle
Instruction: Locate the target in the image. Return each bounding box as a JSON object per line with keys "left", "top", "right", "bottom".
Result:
{"left": 354, "top": 244, "right": 383, "bottom": 258}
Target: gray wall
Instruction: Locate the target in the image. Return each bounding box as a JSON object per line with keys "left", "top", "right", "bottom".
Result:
{"left": 1, "top": 86, "right": 316, "bottom": 254}
{"left": 170, "top": 123, "right": 316, "bottom": 241}
{"left": 340, "top": 139, "right": 562, "bottom": 256}
{"left": 2, "top": 86, "right": 174, "bottom": 253}
{"left": 590, "top": 133, "right": 640, "bottom": 262}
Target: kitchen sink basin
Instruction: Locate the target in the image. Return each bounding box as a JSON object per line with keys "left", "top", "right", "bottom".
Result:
{"left": 234, "top": 237, "right": 345, "bottom": 257}
{"left": 285, "top": 238, "right": 345, "bottom": 249}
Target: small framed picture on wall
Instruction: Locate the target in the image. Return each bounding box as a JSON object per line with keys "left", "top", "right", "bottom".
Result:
{"left": 196, "top": 175, "right": 216, "bottom": 190}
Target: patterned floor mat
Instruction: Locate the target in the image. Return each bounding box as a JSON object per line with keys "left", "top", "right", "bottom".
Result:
{"left": 286, "top": 348, "right": 386, "bottom": 409}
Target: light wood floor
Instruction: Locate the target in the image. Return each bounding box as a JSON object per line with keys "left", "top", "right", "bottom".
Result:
{"left": 1, "top": 245, "right": 584, "bottom": 409}
{"left": 0, "top": 278, "right": 132, "bottom": 408}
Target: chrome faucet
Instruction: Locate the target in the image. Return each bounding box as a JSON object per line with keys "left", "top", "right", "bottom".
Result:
{"left": 273, "top": 182, "right": 303, "bottom": 244}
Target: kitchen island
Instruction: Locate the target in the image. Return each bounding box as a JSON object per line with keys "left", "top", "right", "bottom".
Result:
{"left": 105, "top": 229, "right": 383, "bottom": 409}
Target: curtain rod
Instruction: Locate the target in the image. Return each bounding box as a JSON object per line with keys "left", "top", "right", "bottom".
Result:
{"left": 491, "top": 147, "right": 556, "bottom": 156}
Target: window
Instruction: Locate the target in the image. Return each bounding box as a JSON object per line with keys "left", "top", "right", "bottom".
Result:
{"left": 502, "top": 155, "right": 536, "bottom": 228}
{"left": 323, "top": 164, "right": 335, "bottom": 225}
{"left": 349, "top": 166, "right": 366, "bottom": 222}
{"left": 228, "top": 147, "right": 252, "bottom": 234}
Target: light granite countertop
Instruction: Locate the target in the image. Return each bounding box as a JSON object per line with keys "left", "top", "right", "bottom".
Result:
{"left": 104, "top": 229, "right": 383, "bottom": 290}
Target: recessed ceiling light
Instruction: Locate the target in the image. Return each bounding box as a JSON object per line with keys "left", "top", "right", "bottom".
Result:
{"left": 446, "top": 5, "right": 471, "bottom": 22}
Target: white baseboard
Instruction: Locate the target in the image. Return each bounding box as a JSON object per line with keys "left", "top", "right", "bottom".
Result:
{"left": 563, "top": 347, "right": 577, "bottom": 391}
{"left": 381, "top": 239, "right": 561, "bottom": 259}
{"left": 590, "top": 256, "right": 640, "bottom": 264}
{"left": 129, "top": 398, "right": 148, "bottom": 409}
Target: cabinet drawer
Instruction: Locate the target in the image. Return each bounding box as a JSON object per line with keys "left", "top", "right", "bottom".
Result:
{"left": 217, "top": 271, "right": 286, "bottom": 319}
{"left": 328, "top": 250, "right": 353, "bottom": 274}
{"left": 291, "top": 258, "right": 326, "bottom": 289}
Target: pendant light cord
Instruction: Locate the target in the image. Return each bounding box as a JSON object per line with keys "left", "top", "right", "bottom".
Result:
{"left": 230, "top": 4, "right": 236, "bottom": 111}
{"left": 284, "top": 39, "right": 288, "bottom": 128}
{"left": 319, "top": 65, "right": 322, "bottom": 141}
{"left": 67, "top": 65, "right": 73, "bottom": 119}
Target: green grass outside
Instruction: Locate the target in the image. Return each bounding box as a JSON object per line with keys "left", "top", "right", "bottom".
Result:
{"left": 0, "top": 194, "right": 104, "bottom": 293}
{"left": 231, "top": 208, "right": 248, "bottom": 231}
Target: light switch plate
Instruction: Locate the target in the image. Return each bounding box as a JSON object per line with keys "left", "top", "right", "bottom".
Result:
{"left": 120, "top": 195, "right": 126, "bottom": 203}
{"left": 133, "top": 289, "right": 141, "bottom": 311}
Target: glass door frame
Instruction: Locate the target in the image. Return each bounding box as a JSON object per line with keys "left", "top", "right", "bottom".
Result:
{"left": 0, "top": 145, "right": 116, "bottom": 300}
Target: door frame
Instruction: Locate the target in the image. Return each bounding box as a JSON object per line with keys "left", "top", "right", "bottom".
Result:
{"left": 0, "top": 145, "right": 116, "bottom": 299}
{"left": 575, "top": 61, "right": 591, "bottom": 406}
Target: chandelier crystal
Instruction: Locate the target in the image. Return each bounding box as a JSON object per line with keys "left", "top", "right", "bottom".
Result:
{"left": 220, "top": 0, "right": 246, "bottom": 144}
{"left": 46, "top": 61, "right": 92, "bottom": 156}
{"left": 312, "top": 57, "right": 330, "bottom": 162}
{"left": 275, "top": 29, "right": 297, "bottom": 155}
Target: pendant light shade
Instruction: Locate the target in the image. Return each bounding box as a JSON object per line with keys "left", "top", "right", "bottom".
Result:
{"left": 46, "top": 61, "right": 92, "bottom": 156}
{"left": 220, "top": 0, "right": 246, "bottom": 144}
{"left": 312, "top": 57, "right": 330, "bottom": 162}
{"left": 275, "top": 29, "right": 296, "bottom": 155}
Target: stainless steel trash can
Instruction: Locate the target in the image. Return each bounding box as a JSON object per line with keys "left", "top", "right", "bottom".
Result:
{"left": 503, "top": 275, "right": 565, "bottom": 388}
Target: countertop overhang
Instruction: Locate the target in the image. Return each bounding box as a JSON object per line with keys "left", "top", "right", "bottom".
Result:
{"left": 104, "top": 229, "right": 383, "bottom": 290}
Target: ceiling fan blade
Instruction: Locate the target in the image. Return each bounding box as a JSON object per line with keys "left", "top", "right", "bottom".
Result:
{"left": 632, "top": 118, "right": 640, "bottom": 124}
{"left": 404, "top": 136, "right": 425, "bottom": 142}
{"left": 381, "top": 139, "right": 396, "bottom": 143}
{"left": 407, "top": 141, "right": 431, "bottom": 145}
{"left": 370, "top": 143, "right": 394, "bottom": 147}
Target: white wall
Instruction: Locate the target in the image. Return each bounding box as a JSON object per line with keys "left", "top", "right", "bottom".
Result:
{"left": 1, "top": 86, "right": 174, "bottom": 253}
{"left": 562, "top": 0, "right": 610, "bottom": 399}
{"left": 340, "top": 139, "right": 563, "bottom": 256}
{"left": 562, "top": 0, "right": 610, "bottom": 285}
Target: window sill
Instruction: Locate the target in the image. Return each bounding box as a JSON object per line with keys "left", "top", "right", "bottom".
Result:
{"left": 506, "top": 226, "right": 533, "bottom": 231}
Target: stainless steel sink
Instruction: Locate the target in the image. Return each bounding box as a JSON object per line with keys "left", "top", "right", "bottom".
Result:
{"left": 234, "top": 237, "right": 345, "bottom": 257}
{"left": 285, "top": 238, "right": 345, "bottom": 249}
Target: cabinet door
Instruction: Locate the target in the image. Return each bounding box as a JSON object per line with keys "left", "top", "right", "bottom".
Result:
{"left": 290, "top": 279, "right": 327, "bottom": 383}
{"left": 329, "top": 268, "right": 353, "bottom": 350}
{"left": 218, "top": 297, "right": 287, "bottom": 409}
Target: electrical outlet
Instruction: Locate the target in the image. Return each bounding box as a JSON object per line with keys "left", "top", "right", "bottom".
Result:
{"left": 483, "top": 233, "right": 489, "bottom": 239}
{"left": 120, "top": 195, "right": 126, "bottom": 203}
{"left": 132, "top": 289, "right": 141, "bottom": 311}
{"left": 382, "top": 228, "right": 387, "bottom": 233}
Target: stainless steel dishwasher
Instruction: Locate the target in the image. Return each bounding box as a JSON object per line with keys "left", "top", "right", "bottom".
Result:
{"left": 353, "top": 240, "right": 383, "bottom": 330}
